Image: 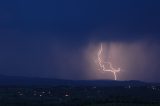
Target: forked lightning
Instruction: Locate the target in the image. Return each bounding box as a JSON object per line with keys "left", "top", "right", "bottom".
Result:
{"left": 97, "top": 43, "right": 120, "bottom": 80}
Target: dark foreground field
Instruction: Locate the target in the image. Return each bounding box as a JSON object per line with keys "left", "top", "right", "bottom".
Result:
{"left": 0, "top": 85, "right": 160, "bottom": 106}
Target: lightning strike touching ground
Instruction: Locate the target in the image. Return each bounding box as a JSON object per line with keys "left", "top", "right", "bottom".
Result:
{"left": 97, "top": 43, "right": 120, "bottom": 80}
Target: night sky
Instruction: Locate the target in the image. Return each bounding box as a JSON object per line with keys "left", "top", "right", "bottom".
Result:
{"left": 0, "top": 0, "right": 160, "bottom": 82}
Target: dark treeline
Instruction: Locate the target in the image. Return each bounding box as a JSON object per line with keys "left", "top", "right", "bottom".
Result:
{"left": 0, "top": 85, "right": 160, "bottom": 106}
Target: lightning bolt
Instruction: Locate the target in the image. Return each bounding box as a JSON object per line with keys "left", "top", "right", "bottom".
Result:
{"left": 97, "top": 43, "right": 120, "bottom": 80}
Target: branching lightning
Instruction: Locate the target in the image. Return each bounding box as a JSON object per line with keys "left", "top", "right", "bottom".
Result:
{"left": 97, "top": 43, "right": 120, "bottom": 80}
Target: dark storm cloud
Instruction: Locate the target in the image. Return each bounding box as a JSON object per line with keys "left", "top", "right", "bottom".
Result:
{"left": 0, "top": 0, "right": 160, "bottom": 81}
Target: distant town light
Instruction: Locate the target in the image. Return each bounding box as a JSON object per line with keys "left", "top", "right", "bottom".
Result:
{"left": 65, "top": 94, "right": 69, "bottom": 97}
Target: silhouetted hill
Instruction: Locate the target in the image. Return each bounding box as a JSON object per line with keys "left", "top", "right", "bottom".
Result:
{"left": 0, "top": 75, "right": 158, "bottom": 87}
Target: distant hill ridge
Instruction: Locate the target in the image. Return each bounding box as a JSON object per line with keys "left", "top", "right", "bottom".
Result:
{"left": 0, "top": 75, "right": 157, "bottom": 87}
